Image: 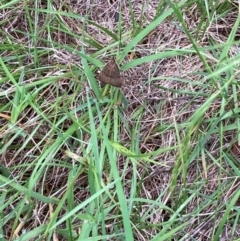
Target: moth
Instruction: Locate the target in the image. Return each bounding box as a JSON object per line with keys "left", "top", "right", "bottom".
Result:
{"left": 98, "top": 57, "right": 124, "bottom": 87}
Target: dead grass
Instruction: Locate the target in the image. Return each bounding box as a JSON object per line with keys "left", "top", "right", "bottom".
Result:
{"left": 0, "top": 0, "right": 240, "bottom": 240}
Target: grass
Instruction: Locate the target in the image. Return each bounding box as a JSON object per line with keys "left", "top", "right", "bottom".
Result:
{"left": 0, "top": 0, "right": 240, "bottom": 240}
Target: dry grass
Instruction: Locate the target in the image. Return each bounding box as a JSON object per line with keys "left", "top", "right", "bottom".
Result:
{"left": 0, "top": 0, "right": 240, "bottom": 240}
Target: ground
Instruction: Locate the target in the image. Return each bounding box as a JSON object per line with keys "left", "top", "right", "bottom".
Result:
{"left": 0, "top": 0, "right": 240, "bottom": 240}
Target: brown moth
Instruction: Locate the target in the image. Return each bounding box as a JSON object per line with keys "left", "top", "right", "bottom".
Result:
{"left": 98, "top": 57, "right": 124, "bottom": 87}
